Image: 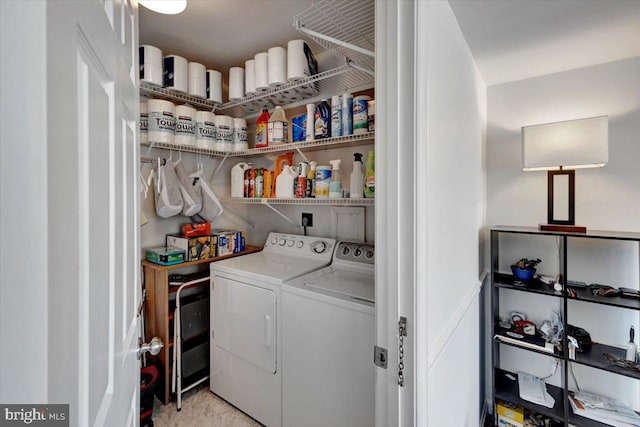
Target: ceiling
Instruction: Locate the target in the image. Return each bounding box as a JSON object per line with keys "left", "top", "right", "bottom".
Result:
{"left": 139, "top": 0, "right": 640, "bottom": 86}
{"left": 449, "top": 0, "right": 640, "bottom": 85}
{"left": 139, "top": 0, "right": 320, "bottom": 72}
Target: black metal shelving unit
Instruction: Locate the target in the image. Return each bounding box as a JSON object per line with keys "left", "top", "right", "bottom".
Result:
{"left": 490, "top": 226, "right": 640, "bottom": 427}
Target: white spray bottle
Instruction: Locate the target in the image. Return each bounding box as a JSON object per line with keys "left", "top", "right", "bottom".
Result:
{"left": 349, "top": 153, "right": 364, "bottom": 198}
{"left": 329, "top": 159, "right": 342, "bottom": 198}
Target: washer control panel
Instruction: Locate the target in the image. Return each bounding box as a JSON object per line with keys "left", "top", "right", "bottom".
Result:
{"left": 264, "top": 232, "right": 336, "bottom": 260}
{"left": 335, "top": 242, "right": 375, "bottom": 265}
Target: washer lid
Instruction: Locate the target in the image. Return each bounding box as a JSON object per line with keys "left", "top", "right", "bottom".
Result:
{"left": 300, "top": 267, "right": 375, "bottom": 303}
{"left": 211, "top": 251, "right": 331, "bottom": 284}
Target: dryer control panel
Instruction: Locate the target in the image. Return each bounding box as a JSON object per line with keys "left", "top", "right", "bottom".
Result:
{"left": 263, "top": 232, "right": 335, "bottom": 260}
{"left": 335, "top": 242, "right": 375, "bottom": 265}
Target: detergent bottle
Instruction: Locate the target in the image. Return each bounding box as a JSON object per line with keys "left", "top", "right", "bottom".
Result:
{"left": 329, "top": 159, "right": 342, "bottom": 199}
{"left": 349, "top": 153, "right": 364, "bottom": 198}
{"left": 306, "top": 161, "right": 317, "bottom": 198}
{"left": 364, "top": 150, "right": 375, "bottom": 198}
{"left": 255, "top": 108, "right": 270, "bottom": 148}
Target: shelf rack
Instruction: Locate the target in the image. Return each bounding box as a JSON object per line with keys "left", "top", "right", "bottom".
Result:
{"left": 140, "top": 81, "right": 220, "bottom": 111}
{"left": 142, "top": 131, "right": 374, "bottom": 158}
{"left": 491, "top": 226, "right": 640, "bottom": 426}
{"left": 293, "top": 0, "right": 375, "bottom": 74}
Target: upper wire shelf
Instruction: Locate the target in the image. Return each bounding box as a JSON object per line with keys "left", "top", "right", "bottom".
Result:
{"left": 221, "top": 197, "right": 374, "bottom": 206}
{"left": 140, "top": 81, "right": 220, "bottom": 111}
{"left": 293, "top": 0, "right": 375, "bottom": 73}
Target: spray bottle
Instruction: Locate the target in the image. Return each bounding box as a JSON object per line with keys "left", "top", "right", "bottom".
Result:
{"left": 306, "top": 161, "right": 317, "bottom": 198}
{"left": 349, "top": 153, "right": 364, "bottom": 198}
{"left": 626, "top": 326, "right": 638, "bottom": 362}
{"left": 364, "top": 150, "right": 375, "bottom": 198}
{"left": 296, "top": 162, "right": 308, "bottom": 198}
{"left": 329, "top": 159, "right": 342, "bottom": 198}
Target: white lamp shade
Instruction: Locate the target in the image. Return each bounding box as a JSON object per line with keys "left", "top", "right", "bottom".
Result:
{"left": 522, "top": 116, "right": 608, "bottom": 171}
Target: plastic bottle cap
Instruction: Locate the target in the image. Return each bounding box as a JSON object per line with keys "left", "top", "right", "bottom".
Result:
{"left": 330, "top": 159, "right": 341, "bottom": 170}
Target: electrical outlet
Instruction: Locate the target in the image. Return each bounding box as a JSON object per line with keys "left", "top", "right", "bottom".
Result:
{"left": 302, "top": 213, "right": 313, "bottom": 227}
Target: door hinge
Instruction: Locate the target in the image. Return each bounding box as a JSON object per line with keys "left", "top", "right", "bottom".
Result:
{"left": 374, "top": 346, "right": 387, "bottom": 369}
{"left": 398, "top": 316, "right": 407, "bottom": 387}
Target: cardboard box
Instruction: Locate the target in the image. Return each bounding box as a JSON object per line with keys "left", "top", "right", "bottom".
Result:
{"left": 166, "top": 234, "right": 213, "bottom": 261}
{"left": 496, "top": 400, "right": 524, "bottom": 427}
{"left": 181, "top": 222, "right": 211, "bottom": 237}
{"left": 145, "top": 246, "right": 185, "bottom": 266}
{"left": 212, "top": 230, "right": 245, "bottom": 256}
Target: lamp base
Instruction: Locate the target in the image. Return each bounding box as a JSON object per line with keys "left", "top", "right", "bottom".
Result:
{"left": 539, "top": 224, "right": 587, "bottom": 233}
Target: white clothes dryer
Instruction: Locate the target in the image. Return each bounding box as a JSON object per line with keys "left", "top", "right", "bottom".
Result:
{"left": 281, "top": 241, "right": 375, "bottom": 427}
{"left": 209, "top": 232, "right": 335, "bottom": 427}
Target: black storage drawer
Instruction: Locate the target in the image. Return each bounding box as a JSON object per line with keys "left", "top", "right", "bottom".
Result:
{"left": 180, "top": 297, "right": 209, "bottom": 340}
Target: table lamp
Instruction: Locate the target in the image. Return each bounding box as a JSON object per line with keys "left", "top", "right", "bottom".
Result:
{"left": 522, "top": 116, "right": 608, "bottom": 233}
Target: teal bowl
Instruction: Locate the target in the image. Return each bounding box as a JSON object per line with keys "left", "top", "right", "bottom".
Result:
{"left": 511, "top": 266, "right": 535, "bottom": 281}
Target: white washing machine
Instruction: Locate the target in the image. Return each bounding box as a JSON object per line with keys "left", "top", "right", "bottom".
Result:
{"left": 209, "top": 232, "right": 336, "bottom": 427}
{"left": 282, "top": 241, "right": 375, "bottom": 427}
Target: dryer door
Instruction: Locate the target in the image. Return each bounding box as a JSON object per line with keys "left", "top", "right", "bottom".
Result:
{"left": 212, "top": 276, "right": 277, "bottom": 373}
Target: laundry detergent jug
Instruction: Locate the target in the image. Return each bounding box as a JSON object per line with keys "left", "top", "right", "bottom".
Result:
{"left": 231, "top": 162, "right": 250, "bottom": 198}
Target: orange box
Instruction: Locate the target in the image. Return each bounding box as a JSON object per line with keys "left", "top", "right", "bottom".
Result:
{"left": 181, "top": 222, "right": 210, "bottom": 237}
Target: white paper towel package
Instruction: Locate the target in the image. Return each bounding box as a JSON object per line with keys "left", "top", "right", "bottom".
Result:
{"left": 228, "top": 67, "right": 245, "bottom": 101}
{"left": 195, "top": 111, "right": 216, "bottom": 149}
{"left": 287, "top": 39, "right": 311, "bottom": 81}
{"left": 268, "top": 46, "right": 287, "bottom": 87}
{"left": 233, "top": 118, "right": 248, "bottom": 151}
{"left": 206, "top": 69, "right": 222, "bottom": 103}
{"left": 140, "top": 101, "right": 148, "bottom": 144}
{"left": 188, "top": 62, "right": 206, "bottom": 98}
{"left": 175, "top": 104, "right": 196, "bottom": 146}
{"left": 148, "top": 99, "right": 176, "bottom": 144}
{"left": 163, "top": 54, "right": 188, "bottom": 93}
{"left": 139, "top": 45, "right": 163, "bottom": 86}
{"left": 244, "top": 59, "right": 256, "bottom": 95}
{"left": 254, "top": 52, "right": 269, "bottom": 91}
{"left": 215, "top": 115, "right": 234, "bottom": 151}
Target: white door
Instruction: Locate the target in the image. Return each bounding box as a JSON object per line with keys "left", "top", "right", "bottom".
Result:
{"left": 376, "top": 0, "right": 417, "bottom": 426}
{"left": 46, "top": 0, "right": 141, "bottom": 425}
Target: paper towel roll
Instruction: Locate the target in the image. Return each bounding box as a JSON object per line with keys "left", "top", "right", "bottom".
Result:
{"left": 287, "top": 39, "right": 311, "bottom": 82}
{"left": 188, "top": 62, "right": 206, "bottom": 98}
{"left": 140, "top": 101, "right": 148, "bottom": 144}
{"left": 254, "top": 52, "right": 269, "bottom": 91}
{"left": 139, "top": 45, "right": 163, "bottom": 85}
{"left": 268, "top": 46, "right": 287, "bottom": 87}
{"left": 206, "top": 69, "right": 222, "bottom": 103}
{"left": 215, "top": 115, "right": 233, "bottom": 151}
{"left": 245, "top": 59, "right": 256, "bottom": 96}
{"left": 174, "top": 104, "right": 196, "bottom": 146}
{"left": 195, "top": 111, "right": 216, "bottom": 149}
{"left": 228, "top": 67, "right": 245, "bottom": 101}
{"left": 148, "top": 99, "right": 175, "bottom": 144}
{"left": 163, "top": 55, "right": 188, "bottom": 93}
{"left": 233, "top": 118, "right": 248, "bottom": 151}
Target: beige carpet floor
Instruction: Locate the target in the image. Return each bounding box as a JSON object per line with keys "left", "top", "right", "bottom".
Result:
{"left": 152, "top": 384, "right": 263, "bottom": 427}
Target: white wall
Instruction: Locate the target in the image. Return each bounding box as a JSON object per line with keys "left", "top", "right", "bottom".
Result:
{"left": 0, "top": 0, "right": 49, "bottom": 403}
{"left": 486, "top": 57, "right": 640, "bottom": 411}
{"left": 417, "top": 2, "right": 487, "bottom": 425}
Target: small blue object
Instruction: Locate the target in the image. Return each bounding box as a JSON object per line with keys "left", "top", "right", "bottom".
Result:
{"left": 511, "top": 266, "right": 535, "bottom": 281}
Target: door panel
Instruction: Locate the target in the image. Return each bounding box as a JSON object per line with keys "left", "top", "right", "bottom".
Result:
{"left": 212, "top": 276, "right": 277, "bottom": 373}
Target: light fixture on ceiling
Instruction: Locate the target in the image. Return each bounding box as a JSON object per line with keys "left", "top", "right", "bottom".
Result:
{"left": 139, "top": 0, "right": 187, "bottom": 15}
{"left": 521, "top": 115, "right": 608, "bottom": 233}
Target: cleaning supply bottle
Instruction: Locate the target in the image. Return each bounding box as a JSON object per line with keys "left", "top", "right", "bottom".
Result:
{"left": 255, "top": 108, "right": 270, "bottom": 148}
{"left": 349, "top": 153, "right": 364, "bottom": 199}
{"left": 364, "top": 150, "right": 375, "bottom": 198}
{"left": 295, "top": 162, "right": 308, "bottom": 198}
{"left": 341, "top": 92, "right": 353, "bottom": 135}
{"left": 231, "top": 162, "right": 249, "bottom": 198}
{"left": 626, "top": 326, "right": 638, "bottom": 362}
{"left": 268, "top": 106, "right": 288, "bottom": 144}
{"left": 306, "top": 161, "right": 317, "bottom": 198}
{"left": 243, "top": 162, "right": 253, "bottom": 197}
{"left": 331, "top": 95, "right": 342, "bottom": 137}
{"left": 314, "top": 99, "right": 331, "bottom": 139}
{"left": 329, "top": 159, "right": 342, "bottom": 198}
{"left": 255, "top": 167, "right": 264, "bottom": 198}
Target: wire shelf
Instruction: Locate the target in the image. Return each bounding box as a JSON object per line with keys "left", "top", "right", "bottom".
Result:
{"left": 140, "top": 82, "right": 221, "bottom": 111}
{"left": 294, "top": 0, "right": 375, "bottom": 73}
{"left": 221, "top": 197, "right": 374, "bottom": 206}
{"left": 141, "top": 131, "right": 374, "bottom": 158}
{"left": 215, "top": 65, "right": 373, "bottom": 117}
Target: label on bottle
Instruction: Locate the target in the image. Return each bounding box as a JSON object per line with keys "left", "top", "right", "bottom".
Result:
{"left": 255, "top": 169, "right": 264, "bottom": 198}
{"left": 268, "top": 121, "right": 288, "bottom": 144}
{"left": 256, "top": 122, "right": 268, "bottom": 148}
